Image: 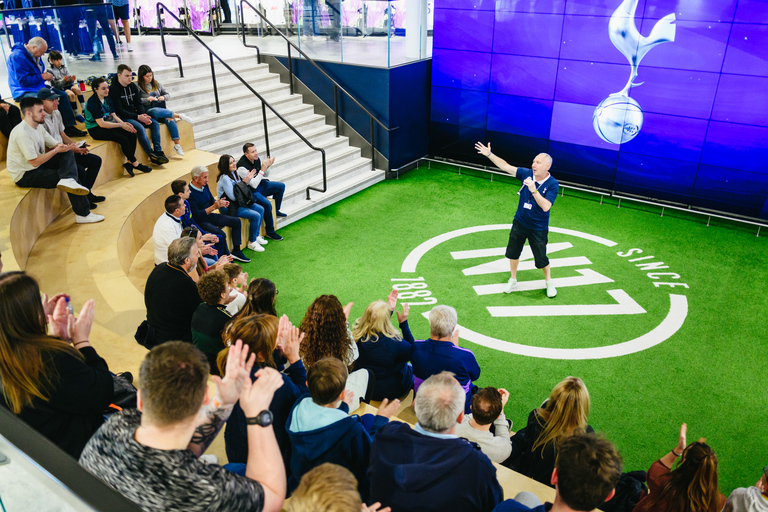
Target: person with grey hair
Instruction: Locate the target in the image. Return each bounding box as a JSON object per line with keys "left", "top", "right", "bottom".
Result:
{"left": 187, "top": 165, "right": 250, "bottom": 263}
{"left": 139, "top": 237, "right": 203, "bottom": 348}
{"left": 368, "top": 371, "right": 503, "bottom": 511}
{"left": 410, "top": 305, "right": 481, "bottom": 413}
{"left": 475, "top": 143, "right": 560, "bottom": 298}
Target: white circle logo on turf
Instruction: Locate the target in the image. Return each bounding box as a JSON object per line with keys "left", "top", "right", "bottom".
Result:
{"left": 393, "top": 224, "right": 689, "bottom": 360}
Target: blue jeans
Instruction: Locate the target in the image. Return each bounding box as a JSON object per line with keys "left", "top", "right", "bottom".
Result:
{"left": 146, "top": 107, "right": 179, "bottom": 141}
{"left": 126, "top": 118, "right": 162, "bottom": 155}
{"left": 222, "top": 204, "right": 264, "bottom": 243}
{"left": 254, "top": 180, "right": 285, "bottom": 233}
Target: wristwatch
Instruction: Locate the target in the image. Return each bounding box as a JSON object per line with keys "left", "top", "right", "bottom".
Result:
{"left": 245, "top": 410, "right": 274, "bottom": 427}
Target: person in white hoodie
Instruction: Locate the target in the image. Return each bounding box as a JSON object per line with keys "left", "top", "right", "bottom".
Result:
{"left": 724, "top": 469, "right": 768, "bottom": 512}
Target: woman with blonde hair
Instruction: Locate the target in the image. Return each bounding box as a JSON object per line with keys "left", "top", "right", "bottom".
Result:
{"left": 0, "top": 272, "right": 114, "bottom": 458}
{"left": 353, "top": 290, "right": 414, "bottom": 401}
{"left": 217, "top": 313, "right": 306, "bottom": 475}
{"left": 505, "top": 376, "right": 593, "bottom": 484}
{"left": 633, "top": 423, "right": 724, "bottom": 512}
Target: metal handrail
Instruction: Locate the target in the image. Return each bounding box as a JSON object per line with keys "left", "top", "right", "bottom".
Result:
{"left": 239, "top": 0, "right": 397, "bottom": 171}
{"left": 156, "top": 3, "right": 328, "bottom": 200}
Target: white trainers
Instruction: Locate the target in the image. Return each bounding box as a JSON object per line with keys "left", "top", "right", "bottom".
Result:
{"left": 503, "top": 277, "right": 518, "bottom": 294}
{"left": 247, "top": 241, "right": 265, "bottom": 252}
{"left": 173, "top": 144, "right": 185, "bottom": 156}
{"left": 546, "top": 280, "right": 557, "bottom": 298}
{"left": 256, "top": 235, "right": 268, "bottom": 245}
{"left": 75, "top": 213, "right": 105, "bottom": 224}
{"left": 126, "top": 42, "right": 133, "bottom": 52}
{"left": 178, "top": 113, "right": 194, "bottom": 123}
{"left": 57, "top": 178, "right": 89, "bottom": 195}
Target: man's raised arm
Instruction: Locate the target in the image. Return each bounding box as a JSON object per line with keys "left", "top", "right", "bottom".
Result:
{"left": 475, "top": 142, "right": 518, "bottom": 177}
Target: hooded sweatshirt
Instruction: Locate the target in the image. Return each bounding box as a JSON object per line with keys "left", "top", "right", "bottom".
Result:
{"left": 368, "top": 422, "right": 503, "bottom": 512}
{"left": 8, "top": 43, "right": 46, "bottom": 99}
{"left": 108, "top": 77, "right": 145, "bottom": 121}
{"left": 724, "top": 486, "right": 768, "bottom": 512}
{"left": 286, "top": 395, "right": 388, "bottom": 500}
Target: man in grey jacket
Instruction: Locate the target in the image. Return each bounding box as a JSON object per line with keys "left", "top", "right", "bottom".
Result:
{"left": 455, "top": 386, "right": 512, "bottom": 463}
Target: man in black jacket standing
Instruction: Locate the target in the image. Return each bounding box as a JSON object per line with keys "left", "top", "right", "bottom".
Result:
{"left": 109, "top": 64, "right": 168, "bottom": 166}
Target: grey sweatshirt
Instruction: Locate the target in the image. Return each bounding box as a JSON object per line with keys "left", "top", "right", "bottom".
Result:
{"left": 455, "top": 413, "right": 512, "bottom": 463}
{"left": 138, "top": 81, "right": 171, "bottom": 105}
{"left": 724, "top": 487, "right": 768, "bottom": 512}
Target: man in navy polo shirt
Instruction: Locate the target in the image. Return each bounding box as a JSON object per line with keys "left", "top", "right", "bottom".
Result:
{"left": 476, "top": 143, "right": 559, "bottom": 298}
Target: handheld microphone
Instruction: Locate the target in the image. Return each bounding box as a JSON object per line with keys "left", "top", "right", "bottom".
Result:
{"left": 516, "top": 183, "right": 526, "bottom": 196}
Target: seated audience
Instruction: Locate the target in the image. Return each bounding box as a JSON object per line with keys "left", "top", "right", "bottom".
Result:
{"left": 287, "top": 357, "right": 399, "bottom": 499}
{"left": 137, "top": 64, "right": 192, "bottom": 156}
{"left": 633, "top": 423, "right": 725, "bottom": 512}
{"left": 216, "top": 154, "right": 267, "bottom": 253}
{"left": 506, "top": 376, "right": 594, "bottom": 485}
{"left": 0, "top": 272, "right": 114, "bottom": 458}
{"left": 141, "top": 237, "right": 202, "bottom": 348}
{"left": 38, "top": 87, "right": 104, "bottom": 209}
{"left": 153, "top": 195, "right": 185, "bottom": 265}
{"left": 191, "top": 270, "right": 234, "bottom": 376}
{"left": 172, "top": 178, "right": 231, "bottom": 259}
{"left": 494, "top": 433, "right": 623, "bottom": 512}
{"left": 411, "top": 305, "right": 480, "bottom": 413}
{"left": 0, "top": 97, "right": 22, "bottom": 138}
{"left": 222, "top": 263, "right": 248, "bottom": 315}
{"left": 455, "top": 386, "right": 512, "bottom": 464}
{"left": 187, "top": 165, "right": 250, "bottom": 263}
{"left": 233, "top": 278, "right": 278, "bottom": 319}
{"left": 8, "top": 37, "right": 84, "bottom": 136}
{"left": 109, "top": 64, "right": 168, "bottom": 166}
{"left": 723, "top": 467, "right": 768, "bottom": 512}
{"left": 286, "top": 463, "right": 391, "bottom": 512}
{"left": 79, "top": 340, "right": 288, "bottom": 512}
{"left": 180, "top": 226, "right": 233, "bottom": 280}
{"left": 85, "top": 77, "right": 150, "bottom": 177}
{"left": 7, "top": 97, "right": 103, "bottom": 224}
{"left": 47, "top": 50, "right": 86, "bottom": 122}
{"left": 237, "top": 144, "right": 285, "bottom": 240}
{"left": 300, "top": 295, "right": 372, "bottom": 409}
{"left": 353, "top": 291, "right": 415, "bottom": 401}
{"left": 368, "top": 371, "right": 503, "bottom": 511}
{"left": 219, "top": 314, "right": 306, "bottom": 479}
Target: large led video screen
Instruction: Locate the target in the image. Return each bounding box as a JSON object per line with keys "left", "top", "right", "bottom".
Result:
{"left": 429, "top": 0, "right": 768, "bottom": 220}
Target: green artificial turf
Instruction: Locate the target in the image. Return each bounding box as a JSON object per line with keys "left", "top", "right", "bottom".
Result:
{"left": 241, "top": 164, "right": 768, "bottom": 493}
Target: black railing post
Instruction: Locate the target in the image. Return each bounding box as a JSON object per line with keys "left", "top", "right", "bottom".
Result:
{"left": 287, "top": 44, "right": 294, "bottom": 95}
{"left": 334, "top": 85, "right": 339, "bottom": 137}
{"left": 210, "top": 53, "right": 220, "bottom": 113}
{"left": 370, "top": 116, "right": 375, "bottom": 170}
{"left": 262, "top": 102, "right": 270, "bottom": 156}
{"left": 157, "top": 3, "right": 184, "bottom": 77}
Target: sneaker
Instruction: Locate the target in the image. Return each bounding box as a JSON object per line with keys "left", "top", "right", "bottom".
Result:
{"left": 231, "top": 250, "right": 251, "bottom": 263}
{"left": 126, "top": 42, "right": 133, "bottom": 52}
{"left": 57, "top": 178, "right": 89, "bottom": 195}
{"left": 247, "top": 241, "right": 266, "bottom": 252}
{"left": 88, "top": 194, "right": 106, "bottom": 203}
{"left": 123, "top": 163, "right": 135, "bottom": 177}
{"left": 150, "top": 152, "right": 169, "bottom": 165}
{"left": 136, "top": 163, "right": 152, "bottom": 173}
{"left": 75, "top": 114, "right": 85, "bottom": 123}
{"left": 112, "top": 53, "right": 119, "bottom": 59}
{"left": 199, "top": 454, "right": 219, "bottom": 465}
{"left": 546, "top": 280, "right": 557, "bottom": 298}
{"left": 89, "top": 53, "right": 101, "bottom": 61}
{"left": 173, "top": 143, "right": 185, "bottom": 156}
{"left": 117, "top": 40, "right": 124, "bottom": 46}
{"left": 255, "top": 236, "right": 268, "bottom": 245}
{"left": 64, "top": 126, "right": 87, "bottom": 137}
{"left": 88, "top": 201, "right": 98, "bottom": 209}
{"left": 276, "top": 211, "right": 288, "bottom": 217}
{"left": 503, "top": 277, "right": 517, "bottom": 294}
{"left": 178, "top": 113, "right": 193, "bottom": 123}
{"left": 75, "top": 212, "right": 105, "bottom": 224}
{"left": 265, "top": 232, "right": 283, "bottom": 241}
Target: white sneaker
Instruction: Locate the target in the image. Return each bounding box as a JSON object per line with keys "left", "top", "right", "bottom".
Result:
{"left": 546, "top": 280, "right": 557, "bottom": 298}
{"left": 57, "top": 178, "right": 89, "bottom": 195}
{"left": 173, "top": 144, "right": 185, "bottom": 156}
{"left": 503, "top": 277, "right": 517, "bottom": 294}
{"left": 199, "top": 454, "right": 219, "bottom": 465}
{"left": 75, "top": 212, "right": 105, "bottom": 224}
{"left": 247, "top": 241, "right": 265, "bottom": 252}
{"left": 126, "top": 42, "right": 133, "bottom": 52}
{"left": 178, "top": 113, "right": 194, "bottom": 123}
{"left": 256, "top": 235, "right": 268, "bottom": 245}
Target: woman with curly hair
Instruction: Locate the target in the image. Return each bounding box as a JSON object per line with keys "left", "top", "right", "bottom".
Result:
{"left": 633, "top": 423, "right": 724, "bottom": 512}
{"left": 299, "top": 295, "right": 371, "bottom": 408}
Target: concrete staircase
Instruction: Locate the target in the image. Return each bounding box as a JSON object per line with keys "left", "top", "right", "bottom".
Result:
{"left": 153, "top": 56, "right": 384, "bottom": 228}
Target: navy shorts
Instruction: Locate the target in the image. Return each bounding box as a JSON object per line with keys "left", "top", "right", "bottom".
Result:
{"left": 505, "top": 222, "right": 549, "bottom": 269}
{"left": 113, "top": 4, "right": 130, "bottom": 20}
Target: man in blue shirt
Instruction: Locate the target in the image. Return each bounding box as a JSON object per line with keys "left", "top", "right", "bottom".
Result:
{"left": 476, "top": 143, "right": 560, "bottom": 298}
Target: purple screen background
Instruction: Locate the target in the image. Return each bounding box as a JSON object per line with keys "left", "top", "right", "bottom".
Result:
{"left": 430, "top": 0, "right": 768, "bottom": 219}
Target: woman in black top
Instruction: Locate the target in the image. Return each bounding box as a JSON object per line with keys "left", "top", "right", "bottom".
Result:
{"left": 0, "top": 272, "right": 114, "bottom": 458}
